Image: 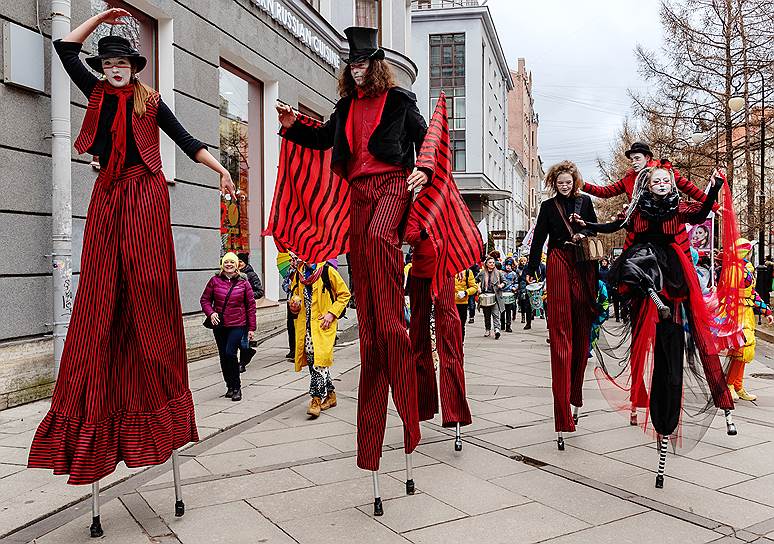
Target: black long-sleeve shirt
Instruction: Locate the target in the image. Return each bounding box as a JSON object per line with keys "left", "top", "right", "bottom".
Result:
{"left": 528, "top": 193, "right": 597, "bottom": 274}
{"left": 54, "top": 40, "right": 206, "bottom": 168}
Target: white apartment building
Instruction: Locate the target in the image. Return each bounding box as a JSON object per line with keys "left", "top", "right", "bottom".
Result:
{"left": 411, "top": 0, "right": 514, "bottom": 254}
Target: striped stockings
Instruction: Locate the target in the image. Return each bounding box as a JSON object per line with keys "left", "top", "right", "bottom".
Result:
{"left": 28, "top": 165, "right": 198, "bottom": 485}
{"left": 350, "top": 171, "right": 420, "bottom": 471}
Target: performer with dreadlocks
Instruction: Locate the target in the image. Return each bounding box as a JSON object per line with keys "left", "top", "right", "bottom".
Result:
{"left": 276, "top": 27, "right": 429, "bottom": 514}
{"left": 572, "top": 166, "right": 734, "bottom": 489}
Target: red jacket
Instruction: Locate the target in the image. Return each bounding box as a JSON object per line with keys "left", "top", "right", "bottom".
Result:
{"left": 583, "top": 161, "right": 714, "bottom": 256}
{"left": 582, "top": 160, "right": 709, "bottom": 202}
{"left": 200, "top": 274, "right": 257, "bottom": 330}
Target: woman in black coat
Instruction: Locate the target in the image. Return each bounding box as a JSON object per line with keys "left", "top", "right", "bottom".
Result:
{"left": 527, "top": 161, "right": 598, "bottom": 450}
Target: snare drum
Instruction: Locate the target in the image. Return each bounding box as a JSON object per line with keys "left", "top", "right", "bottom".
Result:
{"left": 526, "top": 282, "right": 544, "bottom": 311}
{"left": 502, "top": 291, "right": 516, "bottom": 305}
{"left": 479, "top": 293, "right": 497, "bottom": 307}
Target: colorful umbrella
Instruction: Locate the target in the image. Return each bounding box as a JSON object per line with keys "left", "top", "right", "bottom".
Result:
{"left": 276, "top": 252, "right": 293, "bottom": 279}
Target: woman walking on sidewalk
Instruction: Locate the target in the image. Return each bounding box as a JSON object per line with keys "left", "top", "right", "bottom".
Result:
{"left": 289, "top": 261, "right": 351, "bottom": 418}
{"left": 527, "top": 161, "right": 598, "bottom": 450}
{"left": 28, "top": 8, "right": 235, "bottom": 484}
{"left": 454, "top": 268, "right": 478, "bottom": 340}
{"left": 476, "top": 257, "right": 506, "bottom": 339}
{"left": 201, "top": 253, "right": 258, "bottom": 402}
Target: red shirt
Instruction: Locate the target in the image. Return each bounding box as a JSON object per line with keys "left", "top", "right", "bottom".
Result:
{"left": 404, "top": 212, "right": 436, "bottom": 278}
{"left": 346, "top": 90, "right": 403, "bottom": 181}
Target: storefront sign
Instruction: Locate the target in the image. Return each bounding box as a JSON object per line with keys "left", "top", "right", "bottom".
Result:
{"left": 251, "top": 0, "right": 341, "bottom": 70}
{"left": 491, "top": 230, "right": 507, "bottom": 240}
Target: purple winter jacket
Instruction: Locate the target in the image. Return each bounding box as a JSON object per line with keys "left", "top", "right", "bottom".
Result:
{"left": 200, "top": 274, "right": 257, "bottom": 330}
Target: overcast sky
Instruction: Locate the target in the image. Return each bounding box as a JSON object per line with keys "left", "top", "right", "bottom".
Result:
{"left": 486, "top": 0, "right": 664, "bottom": 181}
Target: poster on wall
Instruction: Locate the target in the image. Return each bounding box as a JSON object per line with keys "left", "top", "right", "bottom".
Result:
{"left": 687, "top": 218, "right": 713, "bottom": 256}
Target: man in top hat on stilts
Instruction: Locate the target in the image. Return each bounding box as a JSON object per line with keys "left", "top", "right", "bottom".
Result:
{"left": 276, "top": 28, "right": 430, "bottom": 476}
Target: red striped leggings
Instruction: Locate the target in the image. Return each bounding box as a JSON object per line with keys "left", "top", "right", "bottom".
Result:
{"left": 410, "top": 275, "right": 472, "bottom": 427}
{"left": 350, "top": 170, "right": 419, "bottom": 471}
{"left": 28, "top": 165, "right": 198, "bottom": 485}
{"left": 546, "top": 247, "right": 597, "bottom": 432}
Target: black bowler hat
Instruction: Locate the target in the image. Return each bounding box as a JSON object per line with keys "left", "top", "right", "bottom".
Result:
{"left": 624, "top": 141, "right": 653, "bottom": 159}
{"left": 343, "top": 27, "right": 385, "bottom": 64}
{"left": 86, "top": 36, "right": 147, "bottom": 73}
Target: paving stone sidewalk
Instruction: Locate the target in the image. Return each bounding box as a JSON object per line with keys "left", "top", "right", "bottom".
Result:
{"left": 3, "top": 318, "right": 774, "bottom": 544}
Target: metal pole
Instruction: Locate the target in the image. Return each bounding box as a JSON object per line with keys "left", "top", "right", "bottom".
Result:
{"left": 50, "top": 0, "right": 73, "bottom": 379}
{"left": 760, "top": 73, "right": 766, "bottom": 266}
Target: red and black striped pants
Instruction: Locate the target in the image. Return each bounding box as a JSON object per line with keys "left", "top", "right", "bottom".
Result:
{"left": 28, "top": 165, "right": 198, "bottom": 485}
{"left": 350, "top": 170, "right": 419, "bottom": 471}
{"left": 410, "top": 275, "right": 472, "bottom": 427}
{"left": 546, "top": 247, "right": 597, "bottom": 432}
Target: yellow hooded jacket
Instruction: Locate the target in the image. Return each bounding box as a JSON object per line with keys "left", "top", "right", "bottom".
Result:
{"left": 454, "top": 269, "right": 478, "bottom": 305}
{"left": 291, "top": 265, "right": 351, "bottom": 371}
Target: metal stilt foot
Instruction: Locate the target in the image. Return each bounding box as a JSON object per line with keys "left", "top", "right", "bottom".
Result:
{"left": 90, "top": 481, "right": 103, "bottom": 538}
{"left": 572, "top": 406, "right": 579, "bottom": 425}
{"left": 405, "top": 453, "right": 415, "bottom": 495}
{"left": 454, "top": 423, "right": 462, "bottom": 451}
{"left": 724, "top": 409, "right": 737, "bottom": 436}
{"left": 172, "top": 449, "right": 185, "bottom": 516}
{"left": 630, "top": 408, "right": 638, "bottom": 426}
{"left": 372, "top": 471, "right": 383, "bottom": 516}
{"left": 557, "top": 432, "right": 565, "bottom": 451}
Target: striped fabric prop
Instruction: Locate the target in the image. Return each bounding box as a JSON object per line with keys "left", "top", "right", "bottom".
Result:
{"left": 409, "top": 92, "right": 483, "bottom": 296}
{"left": 263, "top": 114, "right": 350, "bottom": 263}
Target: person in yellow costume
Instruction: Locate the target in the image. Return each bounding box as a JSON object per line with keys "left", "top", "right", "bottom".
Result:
{"left": 289, "top": 261, "right": 351, "bottom": 417}
{"left": 726, "top": 239, "right": 774, "bottom": 401}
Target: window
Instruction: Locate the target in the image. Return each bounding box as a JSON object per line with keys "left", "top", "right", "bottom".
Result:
{"left": 89, "top": 1, "right": 157, "bottom": 88}
{"left": 356, "top": 0, "right": 381, "bottom": 43}
{"left": 304, "top": 0, "right": 321, "bottom": 9}
{"left": 298, "top": 103, "right": 323, "bottom": 121}
{"left": 429, "top": 33, "right": 465, "bottom": 171}
{"left": 219, "top": 63, "right": 264, "bottom": 276}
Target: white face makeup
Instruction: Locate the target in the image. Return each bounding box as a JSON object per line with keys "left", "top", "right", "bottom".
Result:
{"left": 555, "top": 172, "right": 574, "bottom": 197}
{"left": 630, "top": 153, "right": 649, "bottom": 172}
{"left": 350, "top": 60, "right": 370, "bottom": 87}
{"left": 101, "top": 57, "right": 133, "bottom": 88}
{"left": 649, "top": 169, "right": 673, "bottom": 197}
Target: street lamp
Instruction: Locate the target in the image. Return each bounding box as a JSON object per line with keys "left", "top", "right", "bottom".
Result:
{"left": 728, "top": 70, "right": 768, "bottom": 266}
{"left": 691, "top": 110, "right": 720, "bottom": 165}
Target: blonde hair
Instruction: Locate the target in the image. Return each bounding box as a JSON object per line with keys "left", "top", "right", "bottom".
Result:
{"left": 544, "top": 160, "right": 582, "bottom": 196}
{"left": 132, "top": 77, "right": 156, "bottom": 117}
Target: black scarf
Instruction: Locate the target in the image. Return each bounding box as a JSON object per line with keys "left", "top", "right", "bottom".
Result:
{"left": 638, "top": 190, "right": 679, "bottom": 222}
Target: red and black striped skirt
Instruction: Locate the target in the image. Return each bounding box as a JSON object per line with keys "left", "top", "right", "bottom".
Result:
{"left": 28, "top": 164, "right": 198, "bottom": 485}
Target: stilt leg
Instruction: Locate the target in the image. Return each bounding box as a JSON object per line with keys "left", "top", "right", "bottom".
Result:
{"left": 572, "top": 406, "right": 579, "bottom": 425}
{"left": 454, "top": 423, "right": 463, "bottom": 451}
{"left": 372, "top": 471, "right": 383, "bottom": 516}
{"left": 90, "top": 481, "right": 103, "bottom": 538}
{"left": 724, "top": 409, "right": 737, "bottom": 436}
{"left": 655, "top": 435, "right": 668, "bottom": 488}
{"left": 630, "top": 406, "right": 638, "bottom": 426}
{"left": 172, "top": 449, "right": 185, "bottom": 517}
{"left": 405, "top": 453, "right": 415, "bottom": 495}
{"left": 557, "top": 432, "right": 565, "bottom": 451}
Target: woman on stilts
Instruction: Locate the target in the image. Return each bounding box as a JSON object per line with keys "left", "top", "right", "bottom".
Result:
{"left": 573, "top": 166, "right": 736, "bottom": 488}
{"left": 28, "top": 8, "right": 235, "bottom": 535}
{"left": 527, "top": 161, "right": 599, "bottom": 451}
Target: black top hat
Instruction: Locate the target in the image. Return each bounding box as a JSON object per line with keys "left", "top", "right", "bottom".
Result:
{"left": 86, "top": 36, "right": 147, "bottom": 74}
{"left": 343, "top": 27, "right": 385, "bottom": 64}
{"left": 624, "top": 141, "right": 653, "bottom": 159}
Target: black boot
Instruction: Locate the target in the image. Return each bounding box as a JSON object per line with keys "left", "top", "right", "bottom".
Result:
{"left": 239, "top": 347, "right": 256, "bottom": 371}
{"left": 231, "top": 388, "right": 242, "bottom": 401}
{"left": 225, "top": 388, "right": 234, "bottom": 398}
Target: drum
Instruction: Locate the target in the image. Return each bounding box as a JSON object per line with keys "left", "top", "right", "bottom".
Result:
{"left": 526, "top": 282, "right": 544, "bottom": 311}
{"left": 479, "top": 293, "right": 497, "bottom": 307}
{"left": 502, "top": 291, "right": 516, "bottom": 305}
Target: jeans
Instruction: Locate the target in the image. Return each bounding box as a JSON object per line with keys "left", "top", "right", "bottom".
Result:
{"left": 483, "top": 306, "right": 499, "bottom": 332}
{"left": 467, "top": 296, "right": 476, "bottom": 319}
{"left": 214, "top": 326, "right": 245, "bottom": 390}
{"left": 501, "top": 304, "right": 514, "bottom": 330}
